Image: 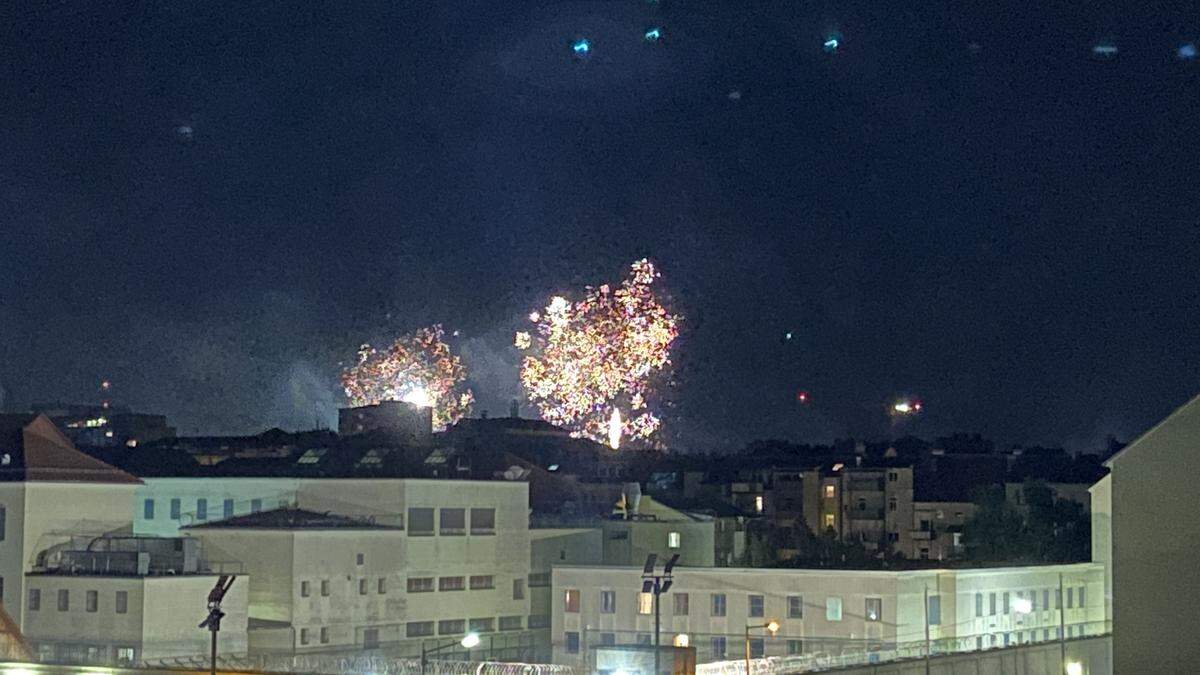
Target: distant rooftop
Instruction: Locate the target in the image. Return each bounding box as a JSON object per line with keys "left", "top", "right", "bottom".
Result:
{"left": 0, "top": 414, "right": 141, "bottom": 484}
{"left": 186, "top": 506, "right": 400, "bottom": 530}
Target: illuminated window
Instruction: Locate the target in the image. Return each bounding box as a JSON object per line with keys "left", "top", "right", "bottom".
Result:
{"left": 754, "top": 495, "right": 764, "bottom": 513}
{"left": 638, "top": 592, "right": 654, "bottom": 615}
{"left": 668, "top": 531, "right": 681, "bottom": 549}
{"left": 564, "top": 589, "right": 580, "bottom": 613}
{"left": 824, "top": 485, "right": 835, "bottom": 498}
{"left": 826, "top": 596, "right": 842, "bottom": 621}
{"left": 823, "top": 513, "right": 835, "bottom": 529}
{"left": 865, "top": 597, "right": 882, "bottom": 621}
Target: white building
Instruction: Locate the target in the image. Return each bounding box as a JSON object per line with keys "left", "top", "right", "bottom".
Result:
{"left": 550, "top": 563, "right": 1105, "bottom": 668}
{"left": 183, "top": 479, "right": 535, "bottom": 658}
{"left": 1092, "top": 393, "right": 1200, "bottom": 673}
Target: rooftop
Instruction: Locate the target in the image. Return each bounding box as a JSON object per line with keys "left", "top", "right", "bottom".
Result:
{"left": 185, "top": 506, "right": 401, "bottom": 530}
{"left": 0, "top": 414, "right": 141, "bottom": 484}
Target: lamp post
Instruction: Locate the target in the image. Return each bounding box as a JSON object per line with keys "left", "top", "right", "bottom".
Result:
{"left": 198, "top": 575, "right": 236, "bottom": 675}
{"left": 744, "top": 621, "right": 779, "bottom": 675}
{"left": 421, "top": 632, "right": 480, "bottom": 675}
{"left": 642, "top": 553, "right": 680, "bottom": 675}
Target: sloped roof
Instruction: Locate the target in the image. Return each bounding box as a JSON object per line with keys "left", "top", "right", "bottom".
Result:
{"left": 0, "top": 415, "right": 140, "bottom": 484}
{"left": 185, "top": 506, "right": 399, "bottom": 530}
{"left": 1106, "top": 393, "right": 1200, "bottom": 467}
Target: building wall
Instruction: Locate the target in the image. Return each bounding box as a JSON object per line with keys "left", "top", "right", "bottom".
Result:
{"left": 530, "top": 529, "right": 603, "bottom": 624}
{"left": 1087, "top": 474, "right": 1111, "bottom": 625}
{"left": 134, "top": 478, "right": 301, "bottom": 537}
{"left": 910, "top": 501, "right": 975, "bottom": 561}
{"left": 550, "top": 563, "right": 1104, "bottom": 668}
{"left": 601, "top": 519, "right": 714, "bottom": 568}
{"left": 1105, "top": 396, "right": 1200, "bottom": 674}
{"left": 191, "top": 530, "right": 295, "bottom": 623}
{"left": 22, "top": 573, "right": 248, "bottom": 664}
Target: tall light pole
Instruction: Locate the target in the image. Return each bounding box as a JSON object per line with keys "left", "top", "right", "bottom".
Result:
{"left": 198, "top": 575, "right": 236, "bottom": 675}
{"left": 744, "top": 621, "right": 779, "bottom": 675}
{"left": 642, "top": 553, "right": 679, "bottom": 675}
{"left": 421, "top": 632, "right": 481, "bottom": 674}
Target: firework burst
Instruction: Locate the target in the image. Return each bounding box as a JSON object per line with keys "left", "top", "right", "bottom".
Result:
{"left": 517, "top": 259, "right": 679, "bottom": 448}
{"left": 341, "top": 325, "right": 474, "bottom": 431}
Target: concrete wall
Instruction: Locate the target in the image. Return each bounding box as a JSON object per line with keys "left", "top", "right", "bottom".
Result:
{"left": 191, "top": 530, "right": 295, "bottom": 623}
{"left": 602, "top": 519, "right": 715, "bottom": 568}
{"left": 530, "top": 529, "right": 602, "bottom": 621}
{"left": 789, "top": 635, "right": 1111, "bottom": 675}
{"left": 134, "top": 478, "right": 301, "bottom": 536}
{"left": 1087, "top": 475, "right": 1111, "bottom": 625}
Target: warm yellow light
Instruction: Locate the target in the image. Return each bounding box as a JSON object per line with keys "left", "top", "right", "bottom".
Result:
{"left": 766, "top": 621, "right": 780, "bottom": 634}
{"left": 673, "top": 633, "right": 689, "bottom": 647}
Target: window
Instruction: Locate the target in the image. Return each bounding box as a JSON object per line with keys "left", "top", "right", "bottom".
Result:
{"left": 673, "top": 592, "right": 689, "bottom": 615}
{"left": 1003, "top": 591, "right": 1010, "bottom": 613}
{"left": 356, "top": 553, "right": 364, "bottom": 565}
{"left": 143, "top": 499, "right": 155, "bottom": 520}
{"left": 439, "top": 619, "right": 466, "bottom": 635}
{"left": 857, "top": 498, "right": 866, "bottom": 511}
{"left": 528, "top": 572, "right": 551, "bottom": 587}
{"left": 223, "top": 498, "right": 234, "bottom": 518}
{"left": 887, "top": 532, "right": 899, "bottom": 542}
{"left": 470, "top": 508, "right": 496, "bottom": 534}
{"left": 888, "top": 471, "right": 898, "bottom": 482}
{"left": 378, "top": 578, "right": 387, "bottom": 594}
{"left": 920, "top": 547, "right": 930, "bottom": 559}
{"left": 115, "top": 590, "right": 128, "bottom": 614}
{"left": 528, "top": 615, "right": 550, "bottom": 628}
{"left": 919, "top": 519, "right": 931, "bottom": 531}
{"left": 824, "top": 485, "right": 835, "bottom": 498}
{"left": 408, "top": 508, "right": 434, "bottom": 536}
{"left": 1031, "top": 589, "right": 1039, "bottom": 611}
{"left": 638, "top": 592, "right": 654, "bottom": 615}
{"left": 710, "top": 636, "right": 727, "bottom": 659}
{"left": 564, "top": 589, "right": 580, "bottom": 613}
{"left": 928, "top": 594, "right": 941, "bottom": 625}
{"left": 170, "top": 498, "right": 181, "bottom": 520}
{"left": 888, "top": 497, "right": 897, "bottom": 512}
{"left": 512, "top": 578, "right": 525, "bottom": 600}
{"left": 1044, "top": 589, "right": 1051, "bottom": 611}
{"left": 301, "top": 581, "right": 310, "bottom": 597}
{"left": 668, "top": 531, "right": 681, "bottom": 549}
{"left": 1056, "top": 589, "right": 1062, "bottom": 609}
{"left": 439, "top": 576, "right": 465, "bottom": 591}
{"left": 600, "top": 590, "right": 617, "bottom": 614}
{"left": 440, "top": 508, "right": 466, "bottom": 535}
{"left": 989, "top": 592, "right": 997, "bottom": 615}
{"left": 711, "top": 593, "right": 727, "bottom": 617}
{"left": 865, "top": 597, "right": 882, "bottom": 622}
{"left": 788, "top": 595, "right": 803, "bottom": 619}
{"left": 407, "top": 622, "right": 435, "bottom": 638}
{"left": 749, "top": 638, "right": 765, "bottom": 658}
{"left": 565, "top": 632, "right": 580, "bottom": 654}
{"left": 300, "top": 628, "right": 309, "bottom": 645}
{"left": 1078, "top": 586, "right": 1086, "bottom": 608}
{"left": 320, "top": 627, "right": 330, "bottom": 644}
{"left": 320, "top": 580, "right": 330, "bottom": 597}
{"left": 196, "top": 498, "right": 208, "bottom": 520}
{"left": 823, "top": 513, "right": 835, "bottom": 529}
{"left": 470, "top": 575, "right": 494, "bottom": 590}
{"left": 748, "top": 594, "right": 764, "bottom": 618}
{"left": 57, "top": 589, "right": 69, "bottom": 611}
{"left": 115, "top": 647, "right": 136, "bottom": 665}
{"left": 500, "top": 616, "right": 523, "bottom": 631}
{"left": 86, "top": 590, "right": 98, "bottom": 613}
{"left": 359, "top": 579, "right": 368, "bottom": 595}
{"left": 1067, "top": 587, "right": 1074, "bottom": 608}
{"left": 826, "top": 596, "right": 842, "bottom": 621}
{"left": 600, "top": 632, "right": 616, "bottom": 646}
{"left": 787, "top": 639, "right": 804, "bottom": 655}
{"left": 27, "top": 589, "right": 39, "bottom": 611}
{"left": 250, "top": 498, "right": 262, "bottom": 513}
{"left": 975, "top": 592, "right": 983, "bottom": 617}
{"left": 469, "top": 618, "right": 495, "bottom": 633}
{"left": 754, "top": 495, "right": 764, "bottom": 513}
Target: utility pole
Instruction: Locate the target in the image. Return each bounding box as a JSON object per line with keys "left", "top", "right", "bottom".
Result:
{"left": 642, "top": 553, "right": 679, "bottom": 675}
{"left": 1058, "top": 573, "right": 1067, "bottom": 672}
{"left": 198, "top": 575, "right": 236, "bottom": 675}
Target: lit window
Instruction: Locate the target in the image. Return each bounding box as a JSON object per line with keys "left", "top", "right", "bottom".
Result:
{"left": 564, "top": 589, "right": 580, "bottom": 613}
{"left": 668, "top": 531, "right": 681, "bottom": 549}
{"left": 754, "top": 495, "right": 764, "bottom": 513}
{"left": 638, "top": 592, "right": 654, "bottom": 615}
{"left": 824, "top": 485, "right": 835, "bottom": 498}
{"left": 116, "top": 647, "right": 135, "bottom": 665}
{"left": 823, "top": 513, "right": 835, "bottom": 529}
{"left": 865, "top": 597, "right": 882, "bottom": 621}
{"left": 826, "top": 596, "right": 842, "bottom": 621}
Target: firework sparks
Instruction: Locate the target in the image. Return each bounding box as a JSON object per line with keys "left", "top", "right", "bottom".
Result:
{"left": 517, "top": 259, "right": 679, "bottom": 447}
{"left": 341, "top": 325, "right": 474, "bottom": 431}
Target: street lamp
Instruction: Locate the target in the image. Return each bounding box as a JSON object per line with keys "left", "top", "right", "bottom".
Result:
{"left": 744, "top": 621, "right": 779, "bottom": 675}
{"left": 421, "top": 632, "right": 480, "bottom": 674}
{"left": 198, "top": 575, "right": 236, "bottom": 675}
{"left": 642, "top": 553, "right": 680, "bottom": 675}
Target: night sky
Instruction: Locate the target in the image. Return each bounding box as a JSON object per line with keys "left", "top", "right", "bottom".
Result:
{"left": 2, "top": 1, "right": 1198, "bottom": 451}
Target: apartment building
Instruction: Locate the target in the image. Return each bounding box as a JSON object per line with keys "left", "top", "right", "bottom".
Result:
{"left": 910, "top": 501, "right": 976, "bottom": 561}
{"left": 183, "top": 479, "right": 533, "bottom": 657}
{"left": 819, "top": 464, "right": 915, "bottom": 555}
{"left": 22, "top": 535, "right": 248, "bottom": 666}
{"left": 550, "top": 562, "right": 1105, "bottom": 668}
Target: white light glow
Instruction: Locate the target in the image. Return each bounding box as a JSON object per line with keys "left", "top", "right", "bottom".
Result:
{"left": 674, "top": 633, "right": 689, "bottom": 647}
{"left": 1065, "top": 663, "right": 1083, "bottom": 675}
{"left": 1013, "top": 597, "right": 1032, "bottom": 614}
{"left": 461, "top": 632, "right": 481, "bottom": 649}
{"left": 401, "top": 386, "right": 434, "bottom": 408}
{"left": 608, "top": 408, "right": 622, "bottom": 450}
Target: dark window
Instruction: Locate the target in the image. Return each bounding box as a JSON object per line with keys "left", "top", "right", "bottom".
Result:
{"left": 600, "top": 590, "right": 617, "bottom": 613}
{"left": 142, "top": 500, "right": 154, "bottom": 520}
{"left": 600, "top": 632, "right": 615, "bottom": 646}
{"left": 407, "top": 622, "right": 435, "bottom": 638}
{"left": 439, "top": 619, "right": 466, "bottom": 635}
{"left": 27, "top": 589, "right": 39, "bottom": 611}
{"left": 711, "top": 593, "right": 727, "bottom": 617}
{"left": 301, "top": 581, "right": 310, "bottom": 597}
{"left": 440, "top": 508, "right": 466, "bottom": 535}
{"left": 359, "top": 579, "right": 368, "bottom": 595}
{"left": 711, "top": 637, "right": 727, "bottom": 658}
{"left": 749, "top": 594, "right": 764, "bottom": 617}
{"left": 86, "top": 590, "right": 98, "bottom": 612}
{"left": 356, "top": 553, "right": 364, "bottom": 565}
{"left": 469, "top": 618, "right": 495, "bottom": 633}
{"left": 470, "top": 508, "right": 496, "bottom": 534}
{"left": 320, "top": 580, "right": 330, "bottom": 597}
{"left": 223, "top": 499, "right": 234, "bottom": 518}
{"left": 378, "top": 578, "right": 387, "bottom": 594}
{"left": 749, "top": 638, "right": 765, "bottom": 658}
{"left": 439, "top": 576, "right": 465, "bottom": 591}
{"left": 196, "top": 498, "right": 208, "bottom": 520}
{"left": 407, "top": 577, "right": 434, "bottom": 593}
{"left": 565, "top": 632, "right": 580, "bottom": 654}
{"left": 299, "top": 628, "right": 309, "bottom": 645}
{"left": 788, "top": 595, "right": 803, "bottom": 619}
{"left": 250, "top": 498, "right": 262, "bottom": 513}
{"left": 528, "top": 572, "right": 551, "bottom": 587}
{"left": 499, "top": 616, "right": 523, "bottom": 631}
{"left": 470, "top": 575, "right": 494, "bottom": 590}
{"left": 512, "top": 579, "right": 525, "bottom": 600}
{"left": 57, "top": 589, "right": 69, "bottom": 611}
{"left": 115, "top": 590, "right": 128, "bottom": 614}
{"left": 169, "top": 498, "right": 181, "bottom": 520}
{"left": 528, "top": 615, "right": 550, "bottom": 628}
{"left": 673, "top": 593, "right": 689, "bottom": 615}
{"left": 408, "top": 508, "right": 435, "bottom": 536}
{"left": 359, "top": 627, "right": 374, "bottom": 647}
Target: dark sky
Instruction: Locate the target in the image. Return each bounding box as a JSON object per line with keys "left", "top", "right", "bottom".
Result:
{"left": 2, "top": 1, "right": 1198, "bottom": 451}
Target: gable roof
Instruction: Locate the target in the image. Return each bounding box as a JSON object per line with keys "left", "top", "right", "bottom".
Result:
{"left": 1105, "top": 393, "right": 1200, "bottom": 468}
{"left": 0, "top": 414, "right": 141, "bottom": 484}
